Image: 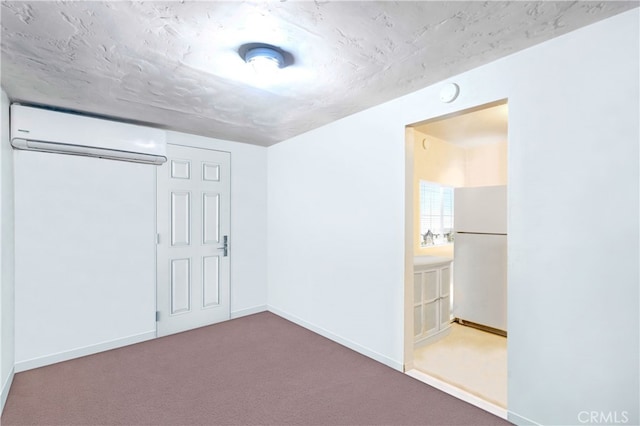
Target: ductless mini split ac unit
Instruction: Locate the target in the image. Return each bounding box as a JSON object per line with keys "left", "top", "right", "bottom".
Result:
{"left": 10, "top": 104, "right": 167, "bottom": 165}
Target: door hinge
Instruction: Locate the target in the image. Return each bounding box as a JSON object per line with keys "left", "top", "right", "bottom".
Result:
{"left": 156, "top": 233, "right": 160, "bottom": 244}
{"left": 155, "top": 311, "right": 160, "bottom": 322}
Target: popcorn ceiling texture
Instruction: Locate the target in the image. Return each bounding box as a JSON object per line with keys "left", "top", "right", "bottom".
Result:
{"left": 1, "top": 1, "right": 635, "bottom": 146}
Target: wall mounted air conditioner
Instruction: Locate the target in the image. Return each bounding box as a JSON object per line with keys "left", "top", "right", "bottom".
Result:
{"left": 10, "top": 104, "right": 167, "bottom": 165}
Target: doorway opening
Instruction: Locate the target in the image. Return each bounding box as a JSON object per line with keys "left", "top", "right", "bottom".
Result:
{"left": 404, "top": 100, "right": 509, "bottom": 417}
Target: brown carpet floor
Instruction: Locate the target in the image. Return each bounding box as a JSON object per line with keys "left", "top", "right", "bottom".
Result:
{"left": 2, "top": 312, "right": 511, "bottom": 425}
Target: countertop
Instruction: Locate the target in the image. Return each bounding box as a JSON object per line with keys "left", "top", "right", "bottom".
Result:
{"left": 413, "top": 255, "right": 453, "bottom": 267}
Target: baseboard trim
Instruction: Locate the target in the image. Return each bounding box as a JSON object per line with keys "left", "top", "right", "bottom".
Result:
{"left": 1, "top": 367, "right": 15, "bottom": 414}
{"left": 405, "top": 368, "right": 508, "bottom": 420}
{"left": 507, "top": 411, "right": 541, "bottom": 425}
{"left": 230, "top": 304, "right": 268, "bottom": 319}
{"left": 15, "top": 331, "right": 156, "bottom": 373}
{"left": 267, "top": 306, "right": 403, "bottom": 371}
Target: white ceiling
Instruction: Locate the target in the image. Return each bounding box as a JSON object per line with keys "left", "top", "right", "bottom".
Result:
{"left": 414, "top": 103, "right": 508, "bottom": 148}
{"left": 1, "top": 1, "right": 636, "bottom": 147}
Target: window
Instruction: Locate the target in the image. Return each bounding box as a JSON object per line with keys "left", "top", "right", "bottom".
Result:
{"left": 419, "top": 181, "right": 454, "bottom": 247}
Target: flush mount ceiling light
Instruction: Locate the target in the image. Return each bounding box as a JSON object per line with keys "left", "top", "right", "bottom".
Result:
{"left": 241, "top": 45, "right": 287, "bottom": 74}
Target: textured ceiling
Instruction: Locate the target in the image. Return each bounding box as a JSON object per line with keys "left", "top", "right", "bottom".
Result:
{"left": 1, "top": 1, "right": 637, "bottom": 146}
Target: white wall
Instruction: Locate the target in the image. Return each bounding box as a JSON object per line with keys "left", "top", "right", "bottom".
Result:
{"left": 165, "top": 131, "right": 268, "bottom": 318}
{"left": 464, "top": 141, "right": 507, "bottom": 187}
{"left": 505, "top": 11, "right": 638, "bottom": 425}
{"left": 0, "top": 89, "right": 15, "bottom": 411}
{"left": 268, "top": 109, "right": 407, "bottom": 368}
{"left": 14, "top": 151, "right": 157, "bottom": 370}
{"left": 268, "top": 9, "right": 639, "bottom": 426}
{"left": 12, "top": 127, "right": 267, "bottom": 371}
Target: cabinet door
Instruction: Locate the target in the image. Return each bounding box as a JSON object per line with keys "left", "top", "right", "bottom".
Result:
{"left": 422, "top": 270, "right": 439, "bottom": 336}
{"left": 413, "top": 273, "right": 423, "bottom": 337}
{"left": 439, "top": 265, "right": 452, "bottom": 330}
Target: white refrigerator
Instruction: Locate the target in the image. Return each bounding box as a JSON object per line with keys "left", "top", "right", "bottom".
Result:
{"left": 453, "top": 185, "right": 507, "bottom": 332}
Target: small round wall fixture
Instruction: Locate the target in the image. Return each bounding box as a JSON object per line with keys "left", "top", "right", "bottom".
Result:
{"left": 242, "top": 45, "right": 286, "bottom": 74}
{"left": 439, "top": 83, "right": 460, "bottom": 103}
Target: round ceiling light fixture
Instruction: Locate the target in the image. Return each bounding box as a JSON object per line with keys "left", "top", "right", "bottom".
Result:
{"left": 242, "top": 45, "right": 286, "bottom": 74}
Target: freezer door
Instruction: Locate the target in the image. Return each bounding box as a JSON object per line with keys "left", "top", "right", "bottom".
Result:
{"left": 454, "top": 185, "right": 507, "bottom": 234}
{"left": 453, "top": 233, "right": 507, "bottom": 331}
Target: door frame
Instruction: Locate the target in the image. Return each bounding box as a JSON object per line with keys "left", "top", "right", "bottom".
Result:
{"left": 403, "top": 99, "right": 509, "bottom": 415}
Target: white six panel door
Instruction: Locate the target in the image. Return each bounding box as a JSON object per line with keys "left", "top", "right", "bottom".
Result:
{"left": 157, "top": 144, "right": 231, "bottom": 336}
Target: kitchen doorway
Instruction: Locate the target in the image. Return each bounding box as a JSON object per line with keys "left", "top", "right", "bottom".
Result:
{"left": 403, "top": 100, "right": 509, "bottom": 417}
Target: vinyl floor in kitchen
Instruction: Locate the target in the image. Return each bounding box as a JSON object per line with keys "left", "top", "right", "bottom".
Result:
{"left": 413, "top": 323, "right": 507, "bottom": 408}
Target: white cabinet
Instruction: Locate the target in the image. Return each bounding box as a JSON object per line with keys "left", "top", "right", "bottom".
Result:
{"left": 413, "top": 258, "right": 452, "bottom": 345}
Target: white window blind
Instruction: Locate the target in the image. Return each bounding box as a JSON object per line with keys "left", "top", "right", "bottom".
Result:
{"left": 419, "top": 181, "right": 454, "bottom": 246}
